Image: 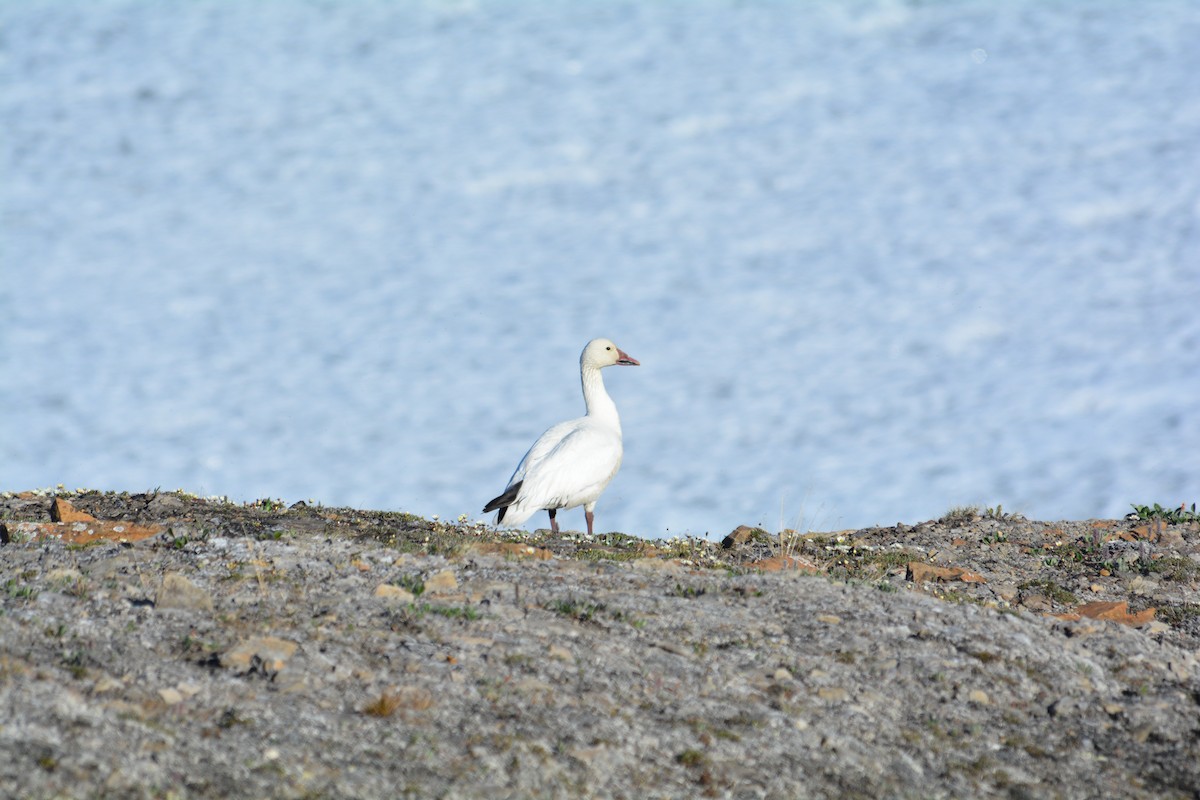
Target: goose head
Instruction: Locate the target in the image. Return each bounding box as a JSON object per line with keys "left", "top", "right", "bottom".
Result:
{"left": 582, "top": 338, "right": 640, "bottom": 369}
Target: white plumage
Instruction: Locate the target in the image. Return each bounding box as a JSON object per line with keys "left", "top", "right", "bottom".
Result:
{"left": 484, "top": 338, "right": 639, "bottom": 535}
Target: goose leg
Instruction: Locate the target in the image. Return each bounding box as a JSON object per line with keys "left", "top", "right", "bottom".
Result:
{"left": 585, "top": 511, "right": 594, "bottom": 537}
{"left": 548, "top": 508, "right": 558, "bottom": 534}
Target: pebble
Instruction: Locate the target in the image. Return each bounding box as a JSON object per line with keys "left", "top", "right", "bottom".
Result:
{"left": 374, "top": 584, "right": 416, "bottom": 602}
{"left": 155, "top": 572, "right": 214, "bottom": 612}
{"left": 2, "top": 492, "right": 1198, "bottom": 800}
{"left": 424, "top": 569, "right": 458, "bottom": 594}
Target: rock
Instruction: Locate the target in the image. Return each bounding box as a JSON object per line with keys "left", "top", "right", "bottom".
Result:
{"left": 158, "top": 688, "right": 184, "bottom": 705}
{"left": 374, "top": 584, "right": 416, "bottom": 603}
{"left": 746, "top": 555, "right": 822, "bottom": 574}
{"left": 176, "top": 682, "right": 202, "bottom": 698}
{"left": 1158, "top": 528, "right": 1186, "bottom": 549}
{"left": 630, "top": 558, "right": 686, "bottom": 574}
{"left": 424, "top": 569, "right": 458, "bottom": 594}
{"left": 1128, "top": 576, "right": 1156, "bottom": 596}
{"left": 547, "top": 645, "right": 574, "bottom": 662}
{"left": 993, "top": 583, "right": 1018, "bottom": 602}
{"left": 907, "top": 562, "right": 985, "bottom": 583}
{"left": 51, "top": 497, "right": 96, "bottom": 523}
{"left": 1020, "top": 594, "right": 1051, "bottom": 612}
{"left": 469, "top": 542, "right": 554, "bottom": 560}
{"left": 220, "top": 636, "right": 299, "bottom": 675}
{"left": 155, "top": 572, "right": 214, "bottom": 612}
{"left": 145, "top": 493, "right": 186, "bottom": 517}
{"left": 1074, "top": 601, "right": 1155, "bottom": 627}
{"left": 722, "top": 525, "right": 762, "bottom": 548}
{"left": 3, "top": 520, "right": 164, "bottom": 545}
{"left": 46, "top": 568, "right": 83, "bottom": 584}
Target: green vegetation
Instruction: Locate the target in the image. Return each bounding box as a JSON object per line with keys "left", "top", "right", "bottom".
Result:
{"left": 941, "top": 504, "right": 1015, "bottom": 526}
{"left": 4, "top": 579, "right": 37, "bottom": 600}
{"left": 1017, "top": 579, "right": 1077, "bottom": 606}
{"left": 823, "top": 545, "right": 920, "bottom": 582}
{"left": 675, "top": 749, "right": 708, "bottom": 768}
{"left": 422, "top": 604, "right": 480, "bottom": 621}
{"left": 575, "top": 548, "right": 641, "bottom": 562}
{"left": 1130, "top": 502, "right": 1199, "bottom": 524}
{"left": 546, "top": 597, "right": 606, "bottom": 622}
{"left": 1157, "top": 603, "right": 1200, "bottom": 626}
{"left": 941, "top": 506, "right": 980, "bottom": 525}
{"left": 394, "top": 574, "right": 426, "bottom": 597}
{"left": 1137, "top": 555, "right": 1200, "bottom": 582}
{"left": 393, "top": 602, "right": 481, "bottom": 623}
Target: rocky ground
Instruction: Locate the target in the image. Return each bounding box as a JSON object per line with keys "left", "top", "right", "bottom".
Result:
{"left": 1, "top": 489, "right": 1198, "bottom": 799}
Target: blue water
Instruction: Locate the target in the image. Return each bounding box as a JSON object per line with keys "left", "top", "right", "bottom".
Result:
{"left": 3, "top": 1, "right": 1199, "bottom": 537}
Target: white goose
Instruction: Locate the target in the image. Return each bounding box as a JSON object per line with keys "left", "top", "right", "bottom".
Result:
{"left": 484, "top": 338, "right": 640, "bottom": 535}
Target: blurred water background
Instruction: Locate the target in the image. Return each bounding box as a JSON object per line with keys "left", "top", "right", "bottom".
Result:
{"left": 3, "top": 0, "right": 1199, "bottom": 537}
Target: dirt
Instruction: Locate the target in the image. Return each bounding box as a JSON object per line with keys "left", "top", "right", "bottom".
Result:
{"left": 1, "top": 489, "right": 1198, "bottom": 798}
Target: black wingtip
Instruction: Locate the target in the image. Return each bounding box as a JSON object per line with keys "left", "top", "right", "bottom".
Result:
{"left": 483, "top": 480, "right": 523, "bottom": 516}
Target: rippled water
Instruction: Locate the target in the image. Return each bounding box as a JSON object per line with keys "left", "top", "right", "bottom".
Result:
{"left": 3, "top": 1, "right": 1199, "bottom": 537}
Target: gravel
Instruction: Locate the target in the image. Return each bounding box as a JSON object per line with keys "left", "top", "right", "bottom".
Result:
{"left": 2, "top": 490, "right": 1198, "bottom": 799}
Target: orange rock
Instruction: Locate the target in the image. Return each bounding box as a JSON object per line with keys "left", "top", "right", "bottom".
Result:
{"left": 721, "top": 525, "right": 762, "bottom": 549}
{"left": 905, "top": 562, "right": 988, "bottom": 584}
{"left": 220, "top": 636, "right": 298, "bottom": 673}
{"left": 746, "top": 555, "right": 822, "bottom": 574}
{"left": 424, "top": 569, "right": 458, "bottom": 594}
{"left": 1129, "top": 523, "right": 1165, "bottom": 542}
{"left": 2, "top": 520, "right": 163, "bottom": 545}
{"left": 1074, "top": 600, "right": 1156, "bottom": 627}
{"left": 951, "top": 538, "right": 968, "bottom": 546}
{"left": 50, "top": 497, "right": 96, "bottom": 523}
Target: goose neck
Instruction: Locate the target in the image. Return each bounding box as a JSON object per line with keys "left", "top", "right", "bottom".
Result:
{"left": 581, "top": 365, "right": 621, "bottom": 429}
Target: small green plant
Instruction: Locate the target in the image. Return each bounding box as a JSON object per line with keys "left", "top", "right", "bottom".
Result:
{"left": 609, "top": 609, "right": 647, "bottom": 628}
{"left": 983, "top": 504, "right": 1016, "bottom": 521}
{"left": 1018, "top": 579, "right": 1077, "bottom": 606}
{"left": 4, "top": 580, "right": 37, "bottom": 600}
{"left": 546, "top": 597, "right": 606, "bottom": 622}
{"left": 1138, "top": 555, "right": 1200, "bottom": 582}
{"left": 670, "top": 583, "right": 706, "bottom": 599}
{"left": 253, "top": 497, "right": 284, "bottom": 512}
{"left": 1156, "top": 603, "right": 1200, "bottom": 626}
{"left": 394, "top": 574, "right": 426, "bottom": 597}
{"left": 423, "top": 604, "right": 480, "bottom": 621}
{"left": 576, "top": 548, "right": 640, "bottom": 562}
{"left": 60, "top": 650, "right": 87, "bottom": 679}
{"left": 1130, "top": 502, "right": 1199, "bottom": 524}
